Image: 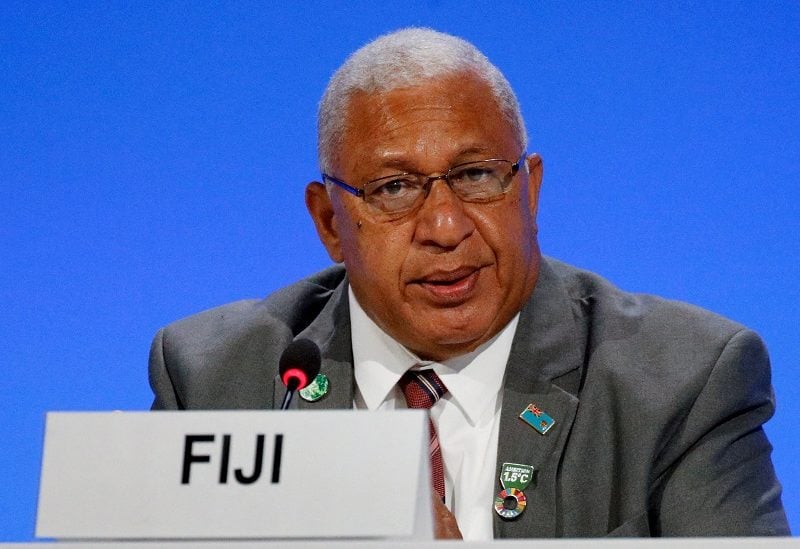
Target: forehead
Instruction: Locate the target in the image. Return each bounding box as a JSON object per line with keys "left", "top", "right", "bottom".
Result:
{"left": 334, "top": 74, "right": 520, "bottom": 174}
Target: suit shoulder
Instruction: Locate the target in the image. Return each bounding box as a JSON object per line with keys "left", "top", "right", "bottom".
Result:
{"left": 159, "top": 265, "right": 346, "bottom": 352}
{"left": 546, "top": 257, "right": 748, "bottom": 347}
{"left": 542, "top": 259, "right": 772, "bottom": 423}
{"left": 149, "top": 266, "right": 347, "bottom": 408}
{"left": 543, "top": 257, "right": 766, "bottom": 391}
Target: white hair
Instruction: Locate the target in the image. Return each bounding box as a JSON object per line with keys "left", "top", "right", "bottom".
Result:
{"left": 317, "top": 27, "right": 527, "bottom": 173}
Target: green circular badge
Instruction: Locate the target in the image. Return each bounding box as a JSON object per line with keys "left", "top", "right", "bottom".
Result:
{"left": 299, "top": 373, "right": 329, "bottom": 402}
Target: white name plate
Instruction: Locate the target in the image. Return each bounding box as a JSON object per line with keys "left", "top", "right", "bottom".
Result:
{"left": 36, "top": 410, "right": 432, "bottom": 540}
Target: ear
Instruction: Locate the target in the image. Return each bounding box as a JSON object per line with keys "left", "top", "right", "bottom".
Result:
{"left": 525, "top": 153, "right": 543, "bottom": 221}
{"left": 305, "top": 181, "right": 344, "bottom": 263}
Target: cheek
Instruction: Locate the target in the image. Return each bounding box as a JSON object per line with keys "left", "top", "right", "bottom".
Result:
{"left": 348, "top": 225, "right": 413, "bottom": 282}
{"left": 370, "top": 230, "right": 408, "bottom": 270}
{"left": 476, "top": 202, "right": 535, "bottom": 263}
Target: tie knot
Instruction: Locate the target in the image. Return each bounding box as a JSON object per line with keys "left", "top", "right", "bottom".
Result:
{"left": 399, "top": 369, "right": 447, "bottom": 410}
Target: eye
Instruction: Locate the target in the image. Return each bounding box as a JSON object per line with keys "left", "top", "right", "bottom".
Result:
{"left": 464, "top": 167, "right": 494, "bottom": 181}
{"left": 451, "top": 164, "right": 496, "bottom": 183}
{"left": 369, "top": 176, "right": 419, "bottom": 197}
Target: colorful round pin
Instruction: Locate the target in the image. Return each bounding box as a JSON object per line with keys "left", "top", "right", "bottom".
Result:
{"left": 494, "top": 488, "right": 527, "bottom": 519}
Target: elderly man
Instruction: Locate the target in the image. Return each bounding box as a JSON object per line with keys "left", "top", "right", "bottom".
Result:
{"left": 149, "top": 28, "right": 789, "bottom": 539}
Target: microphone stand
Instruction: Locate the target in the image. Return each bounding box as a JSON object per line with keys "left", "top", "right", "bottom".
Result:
{"left": 280, "top": 379, "right": 300, "bottom": 410}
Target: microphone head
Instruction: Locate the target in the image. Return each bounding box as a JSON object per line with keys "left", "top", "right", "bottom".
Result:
{"left": 278, "top": 338, "right": 322, "bottom": 390}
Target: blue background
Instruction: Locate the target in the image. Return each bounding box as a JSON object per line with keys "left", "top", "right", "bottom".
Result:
{"left": 1, "top": 1, "right": 797, "bottom": 540}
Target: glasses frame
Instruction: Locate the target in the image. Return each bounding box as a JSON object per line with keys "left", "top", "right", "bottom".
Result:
{"left": 321, "top": 151, "right": 528, "bottom": 212}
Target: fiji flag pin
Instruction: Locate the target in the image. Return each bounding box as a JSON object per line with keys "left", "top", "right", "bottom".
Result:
{"left": 299, "top": 373, "right": 329, "bottom": 402}
{"left": 519, "top": 403, "right": 555, "bottom": 435}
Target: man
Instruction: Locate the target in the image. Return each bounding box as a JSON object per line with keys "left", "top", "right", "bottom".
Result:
{"left": 149, "top": 28, "right": 789, "bottom": 539}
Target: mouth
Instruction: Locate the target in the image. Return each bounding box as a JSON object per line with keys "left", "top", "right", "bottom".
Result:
{"left": 411, "top": 266, "right": 483, "bottom": 303}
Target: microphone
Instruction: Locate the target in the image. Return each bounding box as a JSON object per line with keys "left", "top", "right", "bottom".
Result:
{"left": 278, "top": 338, "right": 321, "bottom": 410}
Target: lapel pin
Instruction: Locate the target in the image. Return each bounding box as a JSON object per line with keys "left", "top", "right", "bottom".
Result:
{"left": 299, "top": 373, "right": 329, "bottom": 402}
{"left": 494, "top": 462, "right": 535, "bottom": 520}
{"left": 519, "top": 403, "right": 555, "bottom": 435}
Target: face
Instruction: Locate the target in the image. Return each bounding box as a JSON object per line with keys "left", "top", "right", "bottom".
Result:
{"left": 306, "top": 74, "right": 543, "bottom": 361}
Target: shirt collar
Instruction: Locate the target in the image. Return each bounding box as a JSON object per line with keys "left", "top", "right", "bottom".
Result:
{"left": 350, "top": 289, "right": 519, "bottom": 425}
{"left": 350, "top": 289, "right": 418, "bottom": 410}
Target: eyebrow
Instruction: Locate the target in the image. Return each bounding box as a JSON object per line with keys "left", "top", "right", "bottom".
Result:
{"left": 374, "top": 145, "right": 496, "bottom": 172}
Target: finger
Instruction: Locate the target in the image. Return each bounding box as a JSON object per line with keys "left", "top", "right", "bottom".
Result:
{"left": 432, "top": 493, "right": 463, "bottom": 540}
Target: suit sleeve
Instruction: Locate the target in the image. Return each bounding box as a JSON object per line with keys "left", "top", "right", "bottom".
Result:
{"left": 148, "top": 328, "right": 181, "bottom": 410}
{"left": 653, "top": 329, "right": 790, "bottom": 535}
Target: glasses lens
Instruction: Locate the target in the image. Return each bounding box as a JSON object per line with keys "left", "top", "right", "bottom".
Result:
{"left": 364, "top": 175, "right": 425, "bottom": 214}
{"left": 448, "top": 160, "right": 512, "bottom": 201}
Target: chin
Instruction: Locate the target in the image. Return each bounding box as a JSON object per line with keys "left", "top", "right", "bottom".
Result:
{"left": 408, "top": 328, "right": 489, "bottom": 361}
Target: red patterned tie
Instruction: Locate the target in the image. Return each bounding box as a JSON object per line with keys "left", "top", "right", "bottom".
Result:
{"left": 399, "top": 369, "right": 447, "bottom": 501}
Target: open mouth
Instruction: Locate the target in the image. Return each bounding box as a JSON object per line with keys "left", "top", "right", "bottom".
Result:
{"left": 414, "top": 267, "right": 482, "bottom": 302}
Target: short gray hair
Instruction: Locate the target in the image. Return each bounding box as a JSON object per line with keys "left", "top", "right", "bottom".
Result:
{"left": 317, "top": 27, "right": 527, "bottom": 173}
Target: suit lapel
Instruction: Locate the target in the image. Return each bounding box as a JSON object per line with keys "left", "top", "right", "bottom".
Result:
{"left": 494, "top": 259, "right": 585, "bottom": 538}
{"left": 271, "top": 278, "right": 355, "bottom": 410}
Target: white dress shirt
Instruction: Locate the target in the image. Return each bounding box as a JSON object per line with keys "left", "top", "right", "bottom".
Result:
{"left": 349, "top": 289, "right": 519, "bottom": 540}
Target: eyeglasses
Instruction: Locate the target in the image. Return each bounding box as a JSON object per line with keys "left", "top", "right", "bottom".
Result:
{"left": 321, "top": 151, "right": 527, "bottom": 217}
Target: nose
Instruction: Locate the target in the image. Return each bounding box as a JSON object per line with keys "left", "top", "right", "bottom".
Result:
{"left": 413, "top": 179, "right": 475, "bottom": 251}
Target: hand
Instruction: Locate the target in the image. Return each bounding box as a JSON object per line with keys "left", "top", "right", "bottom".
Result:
{"left": 433, "top": 494, "right": 463, "bottom": 540}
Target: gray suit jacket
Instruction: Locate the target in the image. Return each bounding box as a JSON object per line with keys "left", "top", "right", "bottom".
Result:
{"left": 149, "top": 257, "right": 789, "bottom": 537}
